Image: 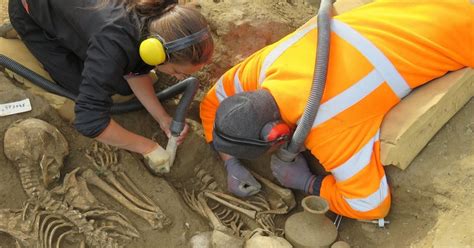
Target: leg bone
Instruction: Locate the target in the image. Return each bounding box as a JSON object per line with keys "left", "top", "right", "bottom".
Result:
{"left": 117, "top": 171, "right": 157, "bottom": 209}
{"left": 205, "top": 191, "right": 262, "bottom": 211}
{"left": 103, "top": 172, "right": 159, "bottom": 213}
{"left": 197, "top": 193, "right": 229, "bottom": 233}
{"left": 203, "top": 191, "right": 257, "bottom": 219}
{"left": 82, "top": 169, "right": 170, "bottom": 229}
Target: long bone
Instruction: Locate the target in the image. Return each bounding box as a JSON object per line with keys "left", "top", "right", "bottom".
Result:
{"left": 203, "top": 191, "right": 257, "bottom": 219}
{"left": 186, "top": 189, "right": 249, "bottom": 236}
{"left": 115, "top": 171, "right": 157, "bottom": 209}
{"left": 82, "top": 169, "right": 170, "bottom": 229}
{"left": 86, "top": 144, "right": 160, "bottom": 213}
{"left": 197, "top": 193, "right": 229, "bottom": 232}
{"left": 205, "top": 191, "right": 262, "bottom": 211}
{"left": 249, "top": 170, "right": 296, "bottom": 210}
{"left": 101, "top": 172, "right": 160, "bottom": 213}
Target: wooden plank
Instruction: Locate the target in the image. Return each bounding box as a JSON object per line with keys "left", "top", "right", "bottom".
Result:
{"left": 380, "top": 68, "right": 474, "bottom": 170}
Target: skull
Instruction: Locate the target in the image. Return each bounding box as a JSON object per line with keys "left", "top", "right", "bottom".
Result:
{"left": 4, "top": 118, "right": 69, "bottom": 187}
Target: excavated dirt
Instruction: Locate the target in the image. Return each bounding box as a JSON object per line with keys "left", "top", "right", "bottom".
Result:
{"left": 1, "top": 0, "right": 473, "bottom": 247}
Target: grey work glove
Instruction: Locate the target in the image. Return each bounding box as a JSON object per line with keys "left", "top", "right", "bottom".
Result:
{"left": 270, "top": 153, "right": 316, "bottom": 193}
{"left": 225, "top": 157, "right": 261, "bottom": 197}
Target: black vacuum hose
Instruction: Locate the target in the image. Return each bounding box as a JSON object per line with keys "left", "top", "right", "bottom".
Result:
{"left": 0, "top": 54, "right": 77, "bottom": 99}
{"left": 0, "top": 54, "right": 198, "bottom": 115}
{"left": 168, "top": 77, "right": 199, "bottom": 136}
{"left": 111, "top": 77, "right": 198, "bottom": 115}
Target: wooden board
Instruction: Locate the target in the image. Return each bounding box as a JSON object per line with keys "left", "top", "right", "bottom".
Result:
{"left": 380, "top": 68, "right": 474, "bottom": 170}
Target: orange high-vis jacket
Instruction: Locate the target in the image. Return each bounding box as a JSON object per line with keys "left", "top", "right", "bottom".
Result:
{"left": 200, "top": 1, "right": 473, "bottom": 219}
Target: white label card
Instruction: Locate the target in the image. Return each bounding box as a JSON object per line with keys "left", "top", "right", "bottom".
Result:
{"left": 0, "top": 99, "right": 32, "bottom": 117}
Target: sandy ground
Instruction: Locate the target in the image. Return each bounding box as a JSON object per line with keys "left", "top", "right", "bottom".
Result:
{"left": 0, "top": 0, "right": 473, "bottom": 247}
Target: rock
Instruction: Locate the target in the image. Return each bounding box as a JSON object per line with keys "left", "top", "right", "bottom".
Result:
{"left": 211, "top": 230, "right": 244, "bottom": 248}
{"left": 189, "top": 231, "right": 213, "bottom": 248}
{"left": 331, "top": 241, "right": 351, "bottom": 248}
{"left": 245, "top": 234, "right": 293, "bottom": 248}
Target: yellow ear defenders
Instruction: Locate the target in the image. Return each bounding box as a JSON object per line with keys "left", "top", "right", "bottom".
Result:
{"left": 139, "top": 27, "right": 210, "bottom": 66}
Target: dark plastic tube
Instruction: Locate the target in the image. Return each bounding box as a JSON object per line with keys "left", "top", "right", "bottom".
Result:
{"left": 0, "top": 54, "right": 77, "bottom": 99}
{"left": 168, "top": 77, "right": 199, "bottom": 136}
{"left": 279, "top": 0, "right": 333, "bottom": 161}
{"left": 0, "top": 54, "right": 197, "bottom": 115}
{"left": 110, "top": 77, "right": 198, "bottom": 115}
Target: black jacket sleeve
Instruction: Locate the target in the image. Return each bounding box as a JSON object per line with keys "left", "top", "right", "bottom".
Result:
{"left": 74, "top": 22, "right": 139, "bottom": 138}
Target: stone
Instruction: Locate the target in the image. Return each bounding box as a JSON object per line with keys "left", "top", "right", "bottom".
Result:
{"left": 245, "top": 234, "right": 292, "bottom": 248}
{"left": 331, "top": 241, "right": 350, "bottom": 248}
{"left": 211, "top": 230, "right": 244, "bottom": 248}
{"left": 189, "top": 231, "right": 212, "bottom": 248}
{"left": 380, "top": 68, "right": 474, "bottom": 169}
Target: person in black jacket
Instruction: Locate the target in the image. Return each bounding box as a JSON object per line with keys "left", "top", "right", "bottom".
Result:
{"left": 8, "top": 0, "right": 213, "bottom": 172}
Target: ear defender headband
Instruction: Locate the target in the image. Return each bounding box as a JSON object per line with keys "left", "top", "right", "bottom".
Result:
{"left": 139, "top": 27, "right": 210, "bottom": 66}
{"left": 214, "top": 121, "right": 291, "bottom": 147}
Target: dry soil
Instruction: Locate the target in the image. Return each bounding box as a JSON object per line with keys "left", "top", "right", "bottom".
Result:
{"left": 0, "top": 0, "right": 473, "bottom": 247}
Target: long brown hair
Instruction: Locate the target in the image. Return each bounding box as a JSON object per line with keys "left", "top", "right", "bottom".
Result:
{"left": 148, "top": 4, "right": 213, "bottom": 65}
{"left": 97, "top": 0, "right": 213, "bottom": 65}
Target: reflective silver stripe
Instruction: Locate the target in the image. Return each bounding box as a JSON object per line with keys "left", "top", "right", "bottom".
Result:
{"left": 332, "top": 19, "right": 411, "bottom": 98}
{"left": 258, "top": 23, "right": 318, "bottom": 86}
{"left": 234, "top": 68, "right": 244, "bottom": 94}
{"left": 311, "top": 70, "right": 383, "bottom": 127}
{"left": 344, "top": 175, "right": 389, "bottom": 212}
{"left": 215, "top": 77, "right": 227, "bottom": 102}
{"left": 331, "top": 130, "right": 380, "bottom": 182}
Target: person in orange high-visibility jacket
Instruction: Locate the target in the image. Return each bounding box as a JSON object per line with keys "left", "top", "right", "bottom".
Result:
{"left": 200, "top": 1, "right": 473, "bottom": 219}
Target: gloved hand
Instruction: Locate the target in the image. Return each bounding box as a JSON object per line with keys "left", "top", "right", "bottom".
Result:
{"left": 143, "top": 144, "right": 171, "bottom": 174}
{"left": 270, "top": 153, "right": 315, "bottom": 193}
{"left": 225, "top": 157, "right": 262, "bottom": 197}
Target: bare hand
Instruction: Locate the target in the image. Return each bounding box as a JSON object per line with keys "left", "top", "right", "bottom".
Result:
{"left": 158, "top": 115, "right": 173, "bottom": 138}
{"left": 159, "top": 116, "right": 189, "bottom": 145}
{"left": 176, "top": 122, "right": 190, "bottom": 145}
